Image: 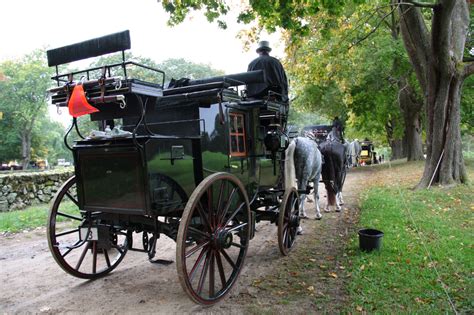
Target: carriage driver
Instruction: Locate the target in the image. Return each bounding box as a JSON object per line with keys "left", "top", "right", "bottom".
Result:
{"left": 246, "top": 41, "right": 289, "bottom": 103}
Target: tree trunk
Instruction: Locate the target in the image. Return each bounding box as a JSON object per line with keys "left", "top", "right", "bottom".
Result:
{"left": 385, "top": 120, "right": 406, "bottom": 160}
{"left": 417, "top": 75, "right": 467, "bottom": 187}
{"left": 390, "top": 139, "right": 405, "bottom": 160}
{"left": 21, "top": 131, "right": 31, "bottom": 169}
{"left": 399, "top": 0, "right": 471, "bottom": 188}
{"left": 398, "top": 77, "right": 424, "bottom": 161}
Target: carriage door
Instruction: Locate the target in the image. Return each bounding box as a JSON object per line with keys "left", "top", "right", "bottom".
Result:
{"left": 228, "top": 111, "right": 249, "bottom": 184}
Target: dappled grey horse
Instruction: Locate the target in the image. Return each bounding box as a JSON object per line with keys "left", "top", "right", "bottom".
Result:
{"left": 285, "top": 136, "right": 323, "bottom": 220}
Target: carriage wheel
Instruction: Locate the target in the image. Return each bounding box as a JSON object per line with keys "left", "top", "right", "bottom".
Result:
{"left": 176, "top": 172, "right": 251, "bottom": 305}
{"left": 47, "top": 176, "right": 128, "bottom": 279}
{"left": 278, "top": 187, "right": 300, "bottom": 256}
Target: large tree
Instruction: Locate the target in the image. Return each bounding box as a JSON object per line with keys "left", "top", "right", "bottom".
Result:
{"left": 398, "top": 0, "right": 472, "bottom": 187}
{"left": 0, "top": 50, "right": 54, "bottom": 168}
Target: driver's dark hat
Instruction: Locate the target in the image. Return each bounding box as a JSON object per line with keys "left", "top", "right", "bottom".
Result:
{"left": 256, "top": 41, "right": 272, "bottom": 52}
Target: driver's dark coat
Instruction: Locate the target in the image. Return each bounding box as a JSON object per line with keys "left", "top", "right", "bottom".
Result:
{"left": 247, "top": 54, "right": 288, "bottom": 102}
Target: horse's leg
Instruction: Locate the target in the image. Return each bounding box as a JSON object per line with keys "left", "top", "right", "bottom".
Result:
{"left": 298, "top": 179, "right": 309, "bottom": 219}
{"left": 313, "top": 178, "right": 322, "bottom": 220}
{"left": 299, "top": 193, "right": 309, "bottom": 219}
{"left": 335, "top": 192, "right": 342, "bottom": 212}
{"left": 337, "top": 192, "right": 345, "bottom": 205}
{"left": 324, "top": 183, "right": 335, "bottom": 212}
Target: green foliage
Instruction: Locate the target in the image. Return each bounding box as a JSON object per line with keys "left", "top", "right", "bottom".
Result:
{"left": 461, "top": 75, "right": 473, "bottom": 136}
{"left": 160, "top": 0, "right": 229, "bottom": 28}
{"left": 157, "top": 58, "right": 225, "bottom": 81}
{"left": 286, "top": 3, "right": 415, "bottom": 144}
{"left": 90, "top": 53, "right": 224, "bottom": 83}
{"left": 0, "top": 49, "right": 66, "bottom": 164}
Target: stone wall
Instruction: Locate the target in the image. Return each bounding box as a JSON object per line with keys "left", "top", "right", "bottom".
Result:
{"left": 0, "top": 168, "right": 74, "bottom": 212}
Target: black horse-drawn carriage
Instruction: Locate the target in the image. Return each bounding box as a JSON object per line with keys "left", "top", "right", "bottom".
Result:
{"left": 46, "top": 31, "right": 300, "bottom": 305}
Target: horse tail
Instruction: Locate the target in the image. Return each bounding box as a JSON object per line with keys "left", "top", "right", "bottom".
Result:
{"left": 285, "top": 138, "right": 297, "bottom": 190}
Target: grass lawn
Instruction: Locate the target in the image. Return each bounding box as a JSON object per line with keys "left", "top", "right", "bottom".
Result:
{"left": 0, "top": 201, "right": 76, "bottom": 233}
{"left": 345, "top": 160, "right": 474, "bottom": 313}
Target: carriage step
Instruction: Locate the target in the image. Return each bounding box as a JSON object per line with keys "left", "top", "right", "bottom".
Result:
{"left": 149, "top": 259, "right": 174, "bottom": 265}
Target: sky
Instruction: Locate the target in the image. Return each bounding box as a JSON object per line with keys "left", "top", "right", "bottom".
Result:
{"left": 0, "top": 0, "right": 284, "bottom": 74}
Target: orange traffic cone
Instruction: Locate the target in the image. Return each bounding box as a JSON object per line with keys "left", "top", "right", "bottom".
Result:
{"left": 68, "top": 84, "right": 99, "bottom": 118}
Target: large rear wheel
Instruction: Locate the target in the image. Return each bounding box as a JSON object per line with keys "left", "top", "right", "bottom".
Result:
{"left": 47, "top": 176, "right": 128, "bottom": 279}
{"left": 278, "top": 187, "right": 300, "bottom": 256}
{"left": 176, "top": 172, "right": 250, "bottom": 305}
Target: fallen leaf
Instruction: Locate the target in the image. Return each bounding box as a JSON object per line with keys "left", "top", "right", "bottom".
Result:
{"left": 359, "top": 264, "right": 365, "bottom": 271}
{"left": 356, "top": 305, "right": 363, "bottom": 312}
{"left": 328, "top": 272, "right": 338, "bottom": 278}
{"left": 309, "top": 258, "right": 316, "bottom": 262}
{"left": 307, "top": 286, "right": 315, "bottom": 292}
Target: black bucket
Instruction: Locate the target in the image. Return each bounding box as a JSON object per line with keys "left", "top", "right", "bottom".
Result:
{"left": 358, "top": 228, "right": 384, "bottom": 252}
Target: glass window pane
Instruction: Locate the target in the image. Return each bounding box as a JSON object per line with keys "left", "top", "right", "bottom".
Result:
{"left": 238, "top": 136, "right": 245, "bottom": 153}
{"left": 231, "top": 136, "right": 238, "bottom": 153}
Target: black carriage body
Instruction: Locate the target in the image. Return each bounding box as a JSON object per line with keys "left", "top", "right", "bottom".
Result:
{"left": 72, "top": 90, "right": 285, "bottom": 216}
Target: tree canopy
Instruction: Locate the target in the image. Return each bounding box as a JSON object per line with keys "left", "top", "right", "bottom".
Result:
{"left": 0, "top": 50, "right": 69, "bottom": 166}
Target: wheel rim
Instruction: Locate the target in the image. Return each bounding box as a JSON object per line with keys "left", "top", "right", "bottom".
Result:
{"left": 278, "top": 188, "right": 299, "bottom": 256}
{"left": 176, "top": 173, "right": 250, "bottom": 305}
{"left": 47, "top": 176, "right": 127, "bottom": 279}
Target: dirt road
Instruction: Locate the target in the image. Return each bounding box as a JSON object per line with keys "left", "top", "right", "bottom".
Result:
{"left": 0, "top": 168, "right": 370, "bottom": 314}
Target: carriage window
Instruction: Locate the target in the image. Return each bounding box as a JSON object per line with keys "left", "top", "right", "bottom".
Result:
{"left": 229, "top": 113, "right": 246, "bottom": 157}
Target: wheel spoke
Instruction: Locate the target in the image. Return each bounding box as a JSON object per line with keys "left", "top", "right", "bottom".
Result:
{"left": 197, "top": 251, "right": 211, "bottom": 295}
{"left": 231, "top": 242, "right": 245, "bottom": 249}
{"left": 218, "top": 188, "right": 237, "bottom": 226}
{"left": 209, "top": 250, "right": 215, "bottom": 297}
{"left": 196, "top": 201, "right": 212, "bottom": 232}
{"left": 57, "top": 211, "right": 82, "bottom": 221}
{"left": 188, "top": 247, "right": 207, "bottom": 282}
{"left": 111, "top": 244, "right": 124, "bottom": 254}
{"left": 56, "top": 228, "right": 80, "bottom": 238}
{"left": 61, "top": 240, "right": 81, "bottom": 258}
{"left": 92, "top": 241, "right": 97, "bottom": 274}
{"left": 215, "top": 251, "right": 227, "bottom": 288}
{"left": 188, "top": 226, "right": 210, "bottom": 241}
{"left": 65, "top": 191, "right": 79, "bottom": 207}
{"left": 75, "top": 242, "right": 90, "bottom": 271}
{"left": 216, "top": 181, "right": 226, "bottom": 222}
{"left": 219, "top": 248, "right": 236, "bottom": 269}
{"left": 226, "top": 222, "right": 247, "bottom": 233}
{"left": 104, "top": 249, "right": 111, "bottom": 268}
{"left": 283, "top": 229, "right": 289, "bottom": 249}
{"left": 224, "top": 202, "right": 245, "bottom": 227}
{"left": 207, "top": 187, "right": 214, "bottom": 229}
{"left": 186, "top": 240, "right": 210, "bottom": 259}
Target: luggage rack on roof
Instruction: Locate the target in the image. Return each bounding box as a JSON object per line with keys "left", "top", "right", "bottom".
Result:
{"left": 46, "top": 30, "right": 165, "bottom": 123}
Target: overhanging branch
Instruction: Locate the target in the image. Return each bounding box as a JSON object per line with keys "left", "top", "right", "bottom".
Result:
{"left": 463, "top": 62, "right": 474, "bottom": 79}
{"left": 407, "top": 1, "right": 438, "bottom": 9}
